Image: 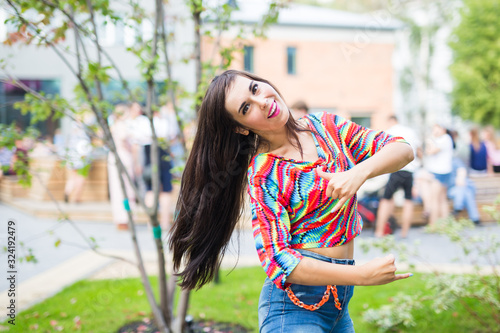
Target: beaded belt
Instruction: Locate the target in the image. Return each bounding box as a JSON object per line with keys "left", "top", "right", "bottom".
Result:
{"left": 285, "top": 285, "right": 342, "bottom": 311}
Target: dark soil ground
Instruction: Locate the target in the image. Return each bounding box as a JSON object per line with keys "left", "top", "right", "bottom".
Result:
{"left": 117, "top": 318, "right": 250, "bottom": 333}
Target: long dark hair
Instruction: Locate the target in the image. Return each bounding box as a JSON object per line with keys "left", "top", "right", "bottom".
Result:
{"left": 169, "top": 70, "right": 308, "bottom": 290}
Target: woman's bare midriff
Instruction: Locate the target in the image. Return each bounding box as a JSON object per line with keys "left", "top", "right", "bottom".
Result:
{"left": 305, "top": 239, "right": 354, "bottom": 260}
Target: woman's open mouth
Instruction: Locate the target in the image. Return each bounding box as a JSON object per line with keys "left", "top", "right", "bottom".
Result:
{"left": 268, "top": 100, "right": 280, "bottom": 119}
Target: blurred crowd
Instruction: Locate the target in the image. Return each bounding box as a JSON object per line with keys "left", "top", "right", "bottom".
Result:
{"left": 371, "top": 118, "right": 500, "bottom": 238}
{"left": 106, "top": 102, "right": 186, "bottom": 231}
{"left": 0, "top": 102, "right": 186, "bottom": 231}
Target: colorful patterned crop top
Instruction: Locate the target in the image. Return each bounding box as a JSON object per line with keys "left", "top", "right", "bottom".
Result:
{"left": 247, "top": 112, "right": 406, "bottom": 290}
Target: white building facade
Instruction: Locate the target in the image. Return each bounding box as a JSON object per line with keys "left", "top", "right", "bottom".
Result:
{"left": 0, "top": 0, "right": 196, "bottom": 138}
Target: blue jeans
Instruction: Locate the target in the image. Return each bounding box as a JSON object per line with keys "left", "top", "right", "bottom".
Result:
{"left": 449, "top": 183, "right": 480, "bottom": 222}
{"left": 258, "top": 249, "right": 355, "bottom": 332}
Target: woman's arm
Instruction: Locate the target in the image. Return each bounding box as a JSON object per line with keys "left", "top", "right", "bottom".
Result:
{"left": 287, "top": 253, "right": 411, "bottom": 286}
{"left": 487, "top": 161, "right": 494, "bottom": 174}
{"left": 425, "top": 138, "right": 440, "bottom": 155}
{"left": 318, "top": 141, "right": 414, "bottom": 211}
{"left": 352, "top": 140, "right": 414, "bottom": 179}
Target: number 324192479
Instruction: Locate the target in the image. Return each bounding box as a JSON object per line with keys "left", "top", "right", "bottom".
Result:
{"left": 7, "top": 220, "right": 16, "bottom": 269}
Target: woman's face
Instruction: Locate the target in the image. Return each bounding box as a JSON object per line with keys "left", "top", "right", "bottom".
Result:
{"left": 482, "top": 128, "right": 493, "bottom": 141}
{"left": 432, "top": 124, "right": 445, "bottom": 137}
{"left": 224, "top": 75, "right": 289, "bottom": 135}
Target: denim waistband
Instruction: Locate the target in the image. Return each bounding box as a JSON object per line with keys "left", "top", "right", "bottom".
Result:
{"left": 296, "top": 249, "right": 355, "bottom": 266}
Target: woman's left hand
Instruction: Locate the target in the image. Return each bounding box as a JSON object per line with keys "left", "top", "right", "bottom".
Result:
{"left": 316, "top": 167, "right": 366, "bottom": 212}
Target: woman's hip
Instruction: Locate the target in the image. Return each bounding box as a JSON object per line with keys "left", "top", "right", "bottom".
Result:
{"left": 258, "top": 250, "right": 356, "bottom": 332}
{"left": 258, "top": 279, "right": 354, "bottom": 332}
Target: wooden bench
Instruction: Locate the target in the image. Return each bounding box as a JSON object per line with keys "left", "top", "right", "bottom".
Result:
{"left": 0, "top": 176, "right": 29, "bottom": 202}
{"left": 0, "top": 156, "right": 109, "bottom": 203}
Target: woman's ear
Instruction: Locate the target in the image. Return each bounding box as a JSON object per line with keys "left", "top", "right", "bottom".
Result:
{"left": 235, "top": 127, "right": 250, "bottom": 136}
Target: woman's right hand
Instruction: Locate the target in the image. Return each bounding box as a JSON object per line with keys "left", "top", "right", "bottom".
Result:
{"left": 357, "top": 254, "right": 412, "bottom": 286}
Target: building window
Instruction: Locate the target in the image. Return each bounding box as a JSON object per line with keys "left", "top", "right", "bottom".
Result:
{"left": 0, "top": 80, "right": 61, "bottom": 137}
{"left": 124, "top": 20, "right": 135, "bottom": 47}
{"left": 101, "top": 80, "right": 166, "bottom": 104}
{"left": 287, "top": 47, "right": 296, "bottom": 75}
{"left": 114, "top": 20, "right": 125, "bottom": 46}
{"left": 244, "top": 46, "right": 254, "bottom": 73}
{"left": 351, "top": 115, "right": 372, "bottom": 128}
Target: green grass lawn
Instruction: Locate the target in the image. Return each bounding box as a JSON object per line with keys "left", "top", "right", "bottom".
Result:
{"left": 1, "top": 267, "right": 488, "bottom": 332}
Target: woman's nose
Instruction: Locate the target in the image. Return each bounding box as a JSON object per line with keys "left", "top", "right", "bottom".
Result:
{"left": 255, "top": 97, "right": 267, "bottom": 109}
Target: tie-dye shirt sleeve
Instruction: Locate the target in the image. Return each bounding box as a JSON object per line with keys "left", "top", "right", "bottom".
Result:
{"left": 247, "top": 175, "right": 303, "bottom": 290}
{"left": 328, "top": 114, "right": 405, "bottom": 163}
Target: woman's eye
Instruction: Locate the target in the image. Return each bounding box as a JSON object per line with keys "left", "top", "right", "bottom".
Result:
{"left": 242, "top": 104, "right": 250, "bottom": 115}
{"left": 252, "top": 84, "right": 258, "bottom": 94}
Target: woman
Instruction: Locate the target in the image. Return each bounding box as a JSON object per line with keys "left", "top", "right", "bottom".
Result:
{"left": 107, "top": 104, "right": 136, "bottom": 230}
{"left": 469, "top": 127, "right": 487, "bottom": 173}
{"left": 143, "top": 107, "right": 175, "bottom": 230}
{"left": 483, "top": 125, "right": 500, "bottom": 174}
{"left": 64, "top": 109, "right": 94, "bottom": 204}
{"left": 169, "top": 70, "right": 414, "bottom": 332}
{"left": 424, "top": 124, "right": 454, "bottom": 226}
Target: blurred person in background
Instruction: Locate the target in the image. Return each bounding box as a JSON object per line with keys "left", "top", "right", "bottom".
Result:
{"left": 1, "top": 126, "right": 35, "bottom": 180}
{"left": 162, "top": 101, "right": 184, "bottom": 178}
{"left": 127, "top": 102, "right": 151, "bottom": 197}
{"left": 448, "top": 130, "right": 481, "bottom": 225}
{"left": 142, "top": 104, "right": 176, "bottom": 230}
{"left": 12, "top": 137, "right": 31, "bottom": 176}
{"left": 375, "top": 116, "right": 421, "bottom": 238}
{"left": 424, "top": 123, "right": 454, "bottom": 226}
{"left": 31, "top": 135, "right": 55, "bottom": 158}
{"left": 108, "top": 103, "right": 136, "bottom": 230}
{"left": 0, "top": 147, "right": 15, "bottom": 179}
{"left": 469, "top": 127, "right": 488, "bottom": 174}
{"left": 53, "top": 128, "right": 65, "bottom": 158}
{"left": 63, "top": 108, "right": 94, "bottom": 204}
{"left": 483, "top": 125, "right": 500, "bottom": 174}
{"left": 412, "top": 167, "right": 434, "bottom": 223}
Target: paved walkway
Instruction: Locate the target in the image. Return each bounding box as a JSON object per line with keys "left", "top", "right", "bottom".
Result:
{"left": 1, "top": 202, "right": 499, "bottom": 322}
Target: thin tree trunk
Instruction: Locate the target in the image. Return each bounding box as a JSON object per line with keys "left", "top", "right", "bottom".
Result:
{"left": 149, "top": 0, "right": 172, "bottom": 327}
{"left": 174, "top": 289, "right": 191, "bottom": 333}
{"left": 166, "top": 274, "right": 178, "bottom": 321}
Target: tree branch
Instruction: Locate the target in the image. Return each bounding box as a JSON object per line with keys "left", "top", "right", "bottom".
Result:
{"left": 5, "top": 0, "right": 80, "bottom": 80}
{"left": 48, "top": 0, "right": 133, "bottom": 100}
{"left": 159, "top": 3, "right": 186, "bottom": 152}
